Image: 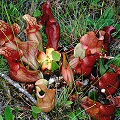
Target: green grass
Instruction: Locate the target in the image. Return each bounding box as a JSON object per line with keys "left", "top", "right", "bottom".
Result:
{"left": 52, "top": 0, "right": 120, "bottom": 43}
{"left": 0, "top": 0, "right": 120, "bottom": 119}
{"left": 0, "top": 55, "right": 9, "bottom": 73}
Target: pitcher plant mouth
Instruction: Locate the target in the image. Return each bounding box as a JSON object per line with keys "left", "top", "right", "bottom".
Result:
{"left": 35, "top": 79, "right": 56, "bottom": 112}
{"left": 36, "top": 86, "right": 46, "bottom": 99}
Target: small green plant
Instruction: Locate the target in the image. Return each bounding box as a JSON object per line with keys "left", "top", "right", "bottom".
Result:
{"left": 33, "top": 9, "right": 42, "bottom": 17}
{"left": 0, "top": 55, "right": 9, "bottom": 73}
{"left": 0, "top": 115, "right": 3, "bottom": 120}
{"left": 0, "top": 106, "right": 25, "bottom": 120}
{"left": 115, "top": 109, "right": 120, "bottom": 117}
{"left": 51, "top": 51, "right": 61, "bottom": 72}
{"left": 56, "top": 87, "right": 70, "bottom": 107}
{"left": 69, "top": 109, "right": 88, "bottom": 120}
{"left": 4, "top": 106, "right": 15, "bottom": 120}
{"left": 31, "top": 106, "right": 42, "bottom": 119}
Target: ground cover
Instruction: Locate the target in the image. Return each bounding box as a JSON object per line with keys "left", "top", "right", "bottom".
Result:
{"left": 0, "top": 0, "right": 120, "bottom": 120}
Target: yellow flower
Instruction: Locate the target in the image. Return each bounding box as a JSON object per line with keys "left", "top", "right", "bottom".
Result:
{"left": 37, "top": 48, "right": 55, "bottom": 70}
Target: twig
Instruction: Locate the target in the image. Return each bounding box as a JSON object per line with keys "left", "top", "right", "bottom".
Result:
{"left": 29, "top": 1, "right": 37, "bottom": 15}
{"left": 100, "top": 54, "right": 114, "bottom": 59}
{"left": 0, "top": 96, "right": 4, "bottom": 114}
{"left": 0, "top": 72, "right": 37, "bottom": 104}
{"left": 0, "top": 72, "right": 50, "bottom": 120}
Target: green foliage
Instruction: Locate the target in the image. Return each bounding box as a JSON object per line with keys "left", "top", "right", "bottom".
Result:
{"left": 69, "top": 109, "right": 88, "bottom": 120}
{"left": 0, "top": 106, "right": 25, "bottom": 120}
{"left": 99, "top": 58, "right": 107, "bottom": 76}
{"left": 56, "top": 87, "right": 70, "bottom": 107}
{"left": 55, "top": 87, "right": 89, "bottom": 120}
{"left": 1, "top": 2, "right": 19, "bottom": 23}
{"left": 105, "top": 54, "right": 120, "bottom": 68}
{"left": 88, "top": 90, "right": 98, "bottom": 101}
{"left": 9, "top": 3, "right": 19, "bottom": 17}
{"left": 75, "top": 109, "right": 88, "bottom": 119}
{"left": 52, "top": 51, "right": 61, "bottom": 61}
{"left": 4, "top": 106, "right": 15, "bottom": 120}
{"left": 115, "top": 109, "right": 120, "bottom": 117}
{"left": 65, "top": 100, "right": 73, "bottom": 107}
{"left": 0, "top": 55, "right": 9, "bottom": 73}
{"left": 114, "top": 24, "right": 120, "bottom": 38}
{"left": 86, "top": 7, "right": 115, "bottom": 30}
{"left": 51, "top": 51, "right": 61, "bottom": 72}
{"left": 51, "top": 61, "right": 60, "bottom": 72}
{"left": 31, "top": 106, "right": 42, "bottom": 119}
{"left": 69, "top": 112, "right": 78, "bottom": 120}
{"left": 33, "top": 9, "right": 42, "bottom": 17}
{"left": 31, "top": 106, "right": 41, "bottom": 113}
{"left": 0, "top": 115, "right": 3, "bottom": 120}
{"left": 99, "top": 54, "right": 120, "bottom": 76}
{"left": 0, "top": 0, "right": 119, "bottom": 120}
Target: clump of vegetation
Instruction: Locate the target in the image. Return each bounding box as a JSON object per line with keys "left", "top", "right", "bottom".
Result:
{"left": 0, "top": 0, "right": 120, "bottom": 120}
